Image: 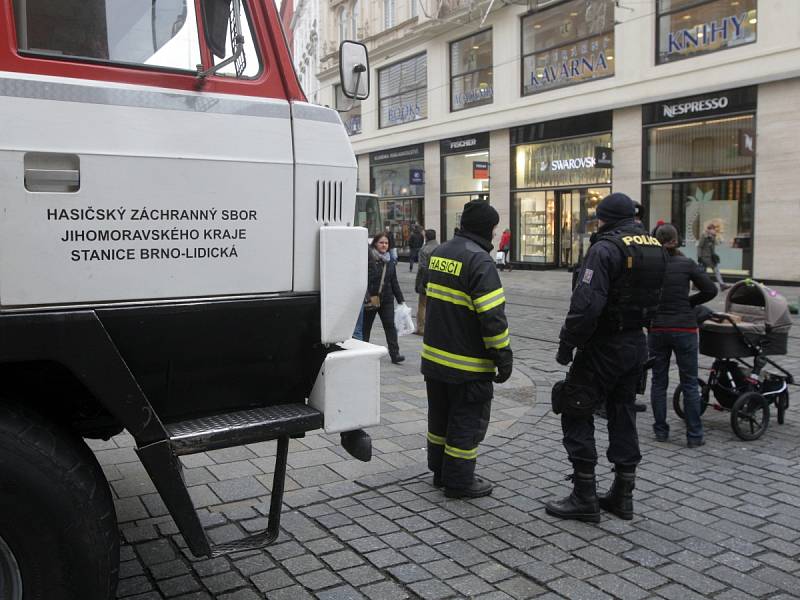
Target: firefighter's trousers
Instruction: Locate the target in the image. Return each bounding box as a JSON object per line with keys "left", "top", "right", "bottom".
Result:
{"left": 426, "top": 378, "right": 493, "bottom": 488}
{"left": 561, "top": 330, "right": 645, "bottom": 472}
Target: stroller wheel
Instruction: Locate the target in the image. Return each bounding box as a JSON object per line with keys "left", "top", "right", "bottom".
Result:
{"left": 673, "top": 378, "right": 709, "bottom": 420}
{"left": 777, "top": 392, "right": 789, "bottom": 425}
{"left": 731, "top": 392, "right": 770, "bottom": 441}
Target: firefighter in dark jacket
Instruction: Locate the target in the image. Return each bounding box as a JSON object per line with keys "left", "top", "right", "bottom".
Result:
{"left": 422, "top": 200, "right": 513, "bottom": 499}
{"left": 546, "top": 193, "right": 667, "bottom": 522}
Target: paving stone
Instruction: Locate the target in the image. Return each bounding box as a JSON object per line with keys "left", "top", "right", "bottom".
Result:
{"left": 315, "top": 584, "right": 365, "bottom": 600}
{"left": 407, "top": 578, "right": 457, "bottom": 600}
{"left": 250, "top": 568, "right": 294, "bottom": 593}
{"left": 360, "top": 581, "right": 410, "bottom": 599}
{"left": 589, "top": 574, "right": 649, "bottom": 600}
{"left": 546, "top": 576, "right": 612, "bottom": 600}
{"left": 338, "top": 564, "right": 384, "bottom": 587}
{"left": 117, "top": 576, "right": 154, "bottom": 597}
{"left": 364, "top": 548, "right": 407, "bottom": 568}
{"left": 296, "top": 568, "right": 343, "bottom": 591}
{"left": 233, "top": 554, "right": 274, "bottom": 576}
{"left": 156, "top": 575, "right": 202, "bottom": 597}
{"left": 202, "top": 571, "right": 248, "bottom": 595}
{"left": 449, "top": 573, "right": 495, "bottom": 596}
{"left": 283, "top": 553, "right": 325, "bottom": 575}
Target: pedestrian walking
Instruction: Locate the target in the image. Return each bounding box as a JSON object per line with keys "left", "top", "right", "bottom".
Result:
{"left": 414, "top": 229, "right": 439, "bottom": 336}
{"left": 409, "top": 225, "right": 424, "bottom": 272}
{"left": 364, "top": 233, "right": 405, "bottom": 364}
{"left": 649, "top": 224, "right": 717, "bottom": 447}
{"left": 497, "top": 228, "right": 512, "bottom": 272}
{"left": 546, "top": 193, "right": 667, "bottom": 522}
{"left": 697, "top": 222, "right": 730, "bottom": 290}
{"left": 422, "top": 200, "right": 513, "bottom": 499}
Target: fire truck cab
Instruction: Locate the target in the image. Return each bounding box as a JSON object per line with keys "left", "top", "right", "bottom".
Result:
{"left": 0, "top": 1, "right": 379, "bottom": 598}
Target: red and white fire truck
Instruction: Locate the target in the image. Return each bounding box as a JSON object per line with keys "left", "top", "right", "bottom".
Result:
{"left": 0, "top": 1, "right": 381, "bottom": 598}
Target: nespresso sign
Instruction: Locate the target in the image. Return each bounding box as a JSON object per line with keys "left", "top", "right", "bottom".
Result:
{"left": 440, "top": 133, "right": 490, "bottom": 156}
{"left": 644, "top": 87, "right": 756, "bottom": 125}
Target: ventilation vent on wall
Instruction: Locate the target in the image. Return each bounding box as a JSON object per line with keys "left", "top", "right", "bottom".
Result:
{"left": 316, "top": 180, "right": 344, "bottom": 223}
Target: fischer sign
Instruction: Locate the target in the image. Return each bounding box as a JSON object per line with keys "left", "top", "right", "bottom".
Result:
{"left": 662, "top": 96, "right": 729, "bottom": 119}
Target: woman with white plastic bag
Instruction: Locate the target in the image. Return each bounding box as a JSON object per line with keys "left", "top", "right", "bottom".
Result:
{"left": 363, "top": 232, "right": 406, "bottom": 364}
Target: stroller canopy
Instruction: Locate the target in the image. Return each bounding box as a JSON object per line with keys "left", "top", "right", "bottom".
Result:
{"left": 726, "top": 280, "right": 793, "bottom": 331}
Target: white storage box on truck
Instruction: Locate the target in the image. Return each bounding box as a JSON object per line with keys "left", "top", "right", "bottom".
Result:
{"left": 0, "top": 1, "right": 380, "bottom": 598}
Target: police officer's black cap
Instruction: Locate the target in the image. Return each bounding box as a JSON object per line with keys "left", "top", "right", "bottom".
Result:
{"left": 460, "top": 200, "right": 499, "bottom": 241}
{"left": 596, "top": 193, "right": 636, "bottom": 224}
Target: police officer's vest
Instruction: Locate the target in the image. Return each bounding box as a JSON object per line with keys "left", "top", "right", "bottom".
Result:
{"left": 597, "top": 225, "right": 667, "bottom": 332}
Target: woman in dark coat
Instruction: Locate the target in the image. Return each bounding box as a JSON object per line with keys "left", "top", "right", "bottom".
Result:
{"left": 364, "top": 232, "right": 405, "bottom": 363}
{"left": 649, "top": 224, "right": 717, "bottom": 447}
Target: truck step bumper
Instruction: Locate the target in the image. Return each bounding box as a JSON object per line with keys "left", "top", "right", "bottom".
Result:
{"left": 137, "top": 403, "right": 322, "bottom": 557}
{"left": 166, "top": 403, "right": 323, "bottom": 455}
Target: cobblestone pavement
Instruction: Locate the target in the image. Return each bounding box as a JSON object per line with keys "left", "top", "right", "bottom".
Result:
{"left": 102, "top": 269, "right": 800, "bottom": 599}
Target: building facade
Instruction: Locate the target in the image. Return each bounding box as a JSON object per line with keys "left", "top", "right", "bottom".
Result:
{"left": 318, "top": 0, "right": 800, "bottom": 282}
{"left": 288, "top": 0, "right": 323, "bottom": 104}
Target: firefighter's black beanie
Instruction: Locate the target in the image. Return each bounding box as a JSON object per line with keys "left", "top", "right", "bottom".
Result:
{"left": 460, "top": 200, "right": 499, "bottom": 241}
{"left": 596, "top": 193, "right": 636, "bottom": 223}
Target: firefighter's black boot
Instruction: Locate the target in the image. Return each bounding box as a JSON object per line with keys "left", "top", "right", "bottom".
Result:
{"left": 545, "top": 471, "right": 600, "bottom": 523}
{"left": 598, "top": 469, "right": 635, "bottom": 520}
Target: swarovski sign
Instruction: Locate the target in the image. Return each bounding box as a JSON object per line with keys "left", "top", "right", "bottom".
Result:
{"left": 546, "top": 156, "right": 597, "bottom": 171}
{"left": 662, "top": 96, "right": 729, "bottom": 119}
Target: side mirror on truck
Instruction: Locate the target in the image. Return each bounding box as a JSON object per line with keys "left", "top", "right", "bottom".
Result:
{"left": 198, "top": 0, "right": 246, "bottom": 79}
{"left": 339, "top": 41, "right": 370, "bottom": 100}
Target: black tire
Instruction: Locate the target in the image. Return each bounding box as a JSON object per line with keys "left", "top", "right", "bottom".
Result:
{"left": 0, "top": 403, "right": 119, "bottom": 600}
{"left": 673, "top": 378, "right": 709, "bottom": 420}
{"left": 777, "top": 392, "right": 789, "bottom": 425}
{"left": 730, "top": 392, "right": 770, "bottom": 441}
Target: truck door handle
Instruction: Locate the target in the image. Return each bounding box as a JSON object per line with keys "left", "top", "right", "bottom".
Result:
{"left": 24, "top": 153, "right": 80, "bottom": 192}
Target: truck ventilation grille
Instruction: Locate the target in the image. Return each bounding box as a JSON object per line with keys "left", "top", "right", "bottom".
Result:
{"left": 316, "top": 180, "right": 343, "bottom": 223}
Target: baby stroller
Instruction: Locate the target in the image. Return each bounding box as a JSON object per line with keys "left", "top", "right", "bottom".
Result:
{"left": 673, "top": 280, "right": 795, "bottom": 441}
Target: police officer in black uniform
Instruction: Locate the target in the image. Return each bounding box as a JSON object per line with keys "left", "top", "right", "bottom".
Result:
{"left": 546, "top": 193, "right": 666, "bottom": 522}
{"left": 422, "top": 200, "right": 513, "bottom": 499}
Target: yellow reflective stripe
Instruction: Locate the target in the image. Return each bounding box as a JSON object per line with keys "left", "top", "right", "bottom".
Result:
{"left": 444, "top": 444, "right": 478, "bottom": 460}
{"left": 421, "top": 349, "right": 496, "bottom": 374}
{"left": 426, "top": 283, "right": 475, "bottom": 310}
{"left": 483, "top": 328, "right": 511, "bottom": 350}
{"left": 474, "top": 287, "right": 504, "bottom": 306}
{"left": 422, "top": 344, "right": 493, "bottom": 365}
{"left": 427, "top": 291, "right": 475, "bottom": 311}
{"left": 482, "top": 329, "right": 509, "bottom": 343}
{"left": 474, "top": 288, "right": 506, "bottom": 313}
{"left": 427, "top": 432, "right": 446, "bottom": 446}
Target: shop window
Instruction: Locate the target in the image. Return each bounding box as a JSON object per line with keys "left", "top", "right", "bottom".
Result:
{"left": 335, "top": 84, "right": 362, "bottom": 136}
{"left": 442, "top": 149, "right": 490, "bottom": 239}
{"left": 657, "top": 0, "right": 757, "bottom": 64}
{"left": 450, "top": 30, "right": 493, "bottom": 112}
{"left": 378, "top": 53, "right": 427, "bottom": 128}
{"left": 646, "top": 179, "right": 754, "bottom": 275}
{"left": 646, "top": 115, "right": 755, "bottom": 180}
{"left": 521, "top": 0, "right": 614, "bottom": 96}
{"left": 514, "top": 133, "right": 612, "bottom": 189}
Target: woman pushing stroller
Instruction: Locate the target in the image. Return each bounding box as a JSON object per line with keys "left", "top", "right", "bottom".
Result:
{"left": 649, "top": 224, "right": 717, "bottom": 447}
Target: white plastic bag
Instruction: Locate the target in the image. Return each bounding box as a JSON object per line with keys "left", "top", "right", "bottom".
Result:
{"left": 394, "top": 303, "right": 415, "bottom": 337}
{"left": 495, "top": 251, "right": 505, "bottom": 265}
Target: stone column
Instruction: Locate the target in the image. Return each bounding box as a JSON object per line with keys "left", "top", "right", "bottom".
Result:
{"left": 612, "top": 106, "right": 642, "bottom": 201}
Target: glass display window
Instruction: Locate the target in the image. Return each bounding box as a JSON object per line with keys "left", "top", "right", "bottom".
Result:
{"left": 521, "top": 0, "right": 614, "bottom": 96}
{"left": 371, "top": 159, "right": 425, "bottom": 198}
{"left": 514, "top": 191, "right": 556, "bottom": 264}
{"left": 646, "top": 179, "right": 754, "bottom": 275}
{"left": 450, "top": 29, "right": 493, "bottom": 112}
{"left": 657, "top": 0, "right": 757, "bottom": 64}
{"left": 646, "top": 115, "right": 755, "bottom": 180}
{"left": 335, "top": 84, "right": 362, "bottom": 136}
{"left": 378, "top": 53, "right": 428, "bottom": 128}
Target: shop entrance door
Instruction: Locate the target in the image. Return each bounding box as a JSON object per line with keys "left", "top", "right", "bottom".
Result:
{"left": 556, "top": 187, "right": 610, "bottom": 268}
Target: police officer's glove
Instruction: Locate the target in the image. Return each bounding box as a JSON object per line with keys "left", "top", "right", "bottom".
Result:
{"left": 556, "top": 342, "right": 574, "bottom": 366}
{"left": 494, "top": 363, "right": 512, "bottom": 384}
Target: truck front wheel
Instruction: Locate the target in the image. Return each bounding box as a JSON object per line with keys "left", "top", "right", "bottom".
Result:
{"left": 0, "top": 403, "right": 119, "bottom": 600}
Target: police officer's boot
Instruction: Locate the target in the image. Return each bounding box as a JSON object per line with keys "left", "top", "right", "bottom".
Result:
{"left": 598, "top": 469, "right": 635, "bottom": 520}
{"left": 544, "top": 471, "right": 600, "bottom": 523}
